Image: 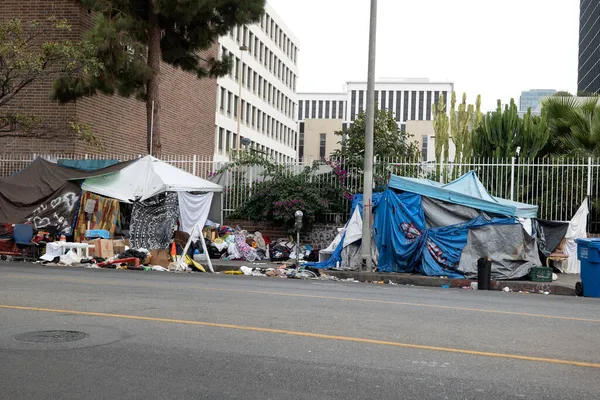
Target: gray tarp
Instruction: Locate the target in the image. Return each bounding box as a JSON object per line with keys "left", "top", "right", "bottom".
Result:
{"left": 422, "top": 197, "right": 483, "bottom": 228}
{"left": 458, "top": 224, "right": 542, "bottom": 280}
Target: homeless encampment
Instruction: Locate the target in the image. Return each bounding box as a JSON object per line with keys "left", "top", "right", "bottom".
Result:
{"left": 0, "top": 158, "right": 134, "bottom": 234}
{"left": 308, "top": 172, "right": 543, "bottom": 280}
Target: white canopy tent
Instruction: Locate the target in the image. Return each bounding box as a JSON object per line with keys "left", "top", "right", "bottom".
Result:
{"left": 81, "top": 156, "right": 222, "bottom": 203}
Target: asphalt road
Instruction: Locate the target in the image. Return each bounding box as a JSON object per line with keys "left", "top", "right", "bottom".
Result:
{"left": 1, "top": 263, "right": 599, "bottom": 400}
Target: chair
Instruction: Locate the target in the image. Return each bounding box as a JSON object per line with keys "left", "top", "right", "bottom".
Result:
{"left": 13, "top": 224, "right": 37, "bottom": 261}
{"left": 547, "top": 238, "right": 569, "bottom": 272}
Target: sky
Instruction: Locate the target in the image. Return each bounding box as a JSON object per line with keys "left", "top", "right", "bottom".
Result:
{"left": 268, "top": 0, "right": 581, "bottom": 112}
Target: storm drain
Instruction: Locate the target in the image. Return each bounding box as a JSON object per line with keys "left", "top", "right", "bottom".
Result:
{"left": 13, "top": 330, "right": 88, "bottom": 344}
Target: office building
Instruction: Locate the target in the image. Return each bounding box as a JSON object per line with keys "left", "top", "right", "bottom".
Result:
{"left": 297, "top": 79, "right": 454, "bottom": 162}
{"left": 519, "top": 89, "right": 557, "bottom": 112}
{"left": 214, "top": 3, "right": 300, "bottom": 162}
{"left": 578, "top": 0, "right": 600, "bottom": 94}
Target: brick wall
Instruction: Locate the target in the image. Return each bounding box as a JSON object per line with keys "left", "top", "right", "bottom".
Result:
{"left": 1, "top": 0, "right": 217, "bottom": 157}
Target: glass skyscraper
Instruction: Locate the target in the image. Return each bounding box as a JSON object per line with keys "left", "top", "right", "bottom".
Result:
{"left": 519, "top": 89, "right": 557, "bottom": 112}
{"left": 578, "top": 0, "right": 600, "bottom": 94}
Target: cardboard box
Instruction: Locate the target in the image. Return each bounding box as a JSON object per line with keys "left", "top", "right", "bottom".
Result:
{"left": 86, "top": 239, "right": 113, "bottom": 259}
{"left": 151, "top": 249, "right": 171, "bottom": 268}
{"left": 113, "top": 240, "right": 126, "bottom": 256}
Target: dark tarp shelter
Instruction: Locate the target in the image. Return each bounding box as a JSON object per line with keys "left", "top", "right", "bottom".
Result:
{"left": 0, "top": 158, "right": 133, "bottom": 233}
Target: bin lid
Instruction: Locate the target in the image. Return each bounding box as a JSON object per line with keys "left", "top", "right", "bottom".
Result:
{"left": 575, "top": 238, "right": 600, "bottom": 248}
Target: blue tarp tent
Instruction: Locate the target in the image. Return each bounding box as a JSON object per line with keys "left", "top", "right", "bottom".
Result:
{"left": 388, "top": 171, "right": 538, "bottom": 218}
{"left": 311, "top": 171, "right": 540, "bottom": 279}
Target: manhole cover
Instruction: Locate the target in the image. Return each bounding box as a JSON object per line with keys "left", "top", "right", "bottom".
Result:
{"left": 13, "top": 330, "right": 88, "bottom": 344}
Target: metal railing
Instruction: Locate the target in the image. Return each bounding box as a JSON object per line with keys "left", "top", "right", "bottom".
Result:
{"left": 1, "top": 153, "right": 598, "bottom": 231}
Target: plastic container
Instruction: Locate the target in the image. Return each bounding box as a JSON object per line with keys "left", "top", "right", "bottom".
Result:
{"left": 477, "top": 258, "right": 492, "bottom": 290}
{"left": 575, "top": 238, "right": 600, "bottom": 298}
{"left": 84, "top": 229, "right": 110, "bottom": 239}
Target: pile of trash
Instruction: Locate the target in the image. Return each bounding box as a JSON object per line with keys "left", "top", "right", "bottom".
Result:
{"left": 203, "top": 223, "right": 315, "bottom": 263}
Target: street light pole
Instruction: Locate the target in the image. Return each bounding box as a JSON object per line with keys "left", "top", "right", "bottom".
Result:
{"left": 235, "top": 45, "right": 248, "bottom": 156}
{"left": 361, "top": 0, "right": 378, "bottom": 272}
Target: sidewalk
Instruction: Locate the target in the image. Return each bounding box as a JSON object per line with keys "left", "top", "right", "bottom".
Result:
{"left": 210, "top": 260, "right": 579, "bottom": 296}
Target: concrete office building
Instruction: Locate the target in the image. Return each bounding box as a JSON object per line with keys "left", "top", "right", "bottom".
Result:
{"left": 298, "top": 79, "right": 454, "bottom": 162}
{"left": 578, "top": 0, "right": 600, "bottom": 94}
{"left": 214, "top": 3, "right": 300, "bottom": 162}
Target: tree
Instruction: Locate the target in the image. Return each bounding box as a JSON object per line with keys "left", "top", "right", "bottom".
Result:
{"left": 0, "top": 17, "right": 101, "bottom": 143}
{"left": 53, "top": 0, "right": 266, "bottom": 157}
{"left": 543, "top": 96, "right": 600, "bottom": 157}
{"left": 432, "top": 94, "right": 449, "bottom": 177}
{"left": 472, "top": 99, "right": 548, "bottom": 159}
{"left": 332, "top": 107, "right": 419, "bottom": 161}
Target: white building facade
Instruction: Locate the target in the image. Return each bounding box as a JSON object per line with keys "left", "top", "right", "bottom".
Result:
{"left": 298, "top": 79, "right": 454, "bottom": 161}
{"left": 214, "top": 3, "right": 300, "bottom": 162}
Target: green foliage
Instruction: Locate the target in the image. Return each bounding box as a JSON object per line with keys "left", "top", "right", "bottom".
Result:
{"left": 432, "top": 93, "right": 450, "bottom": 178}
{"left": 472, "top": 99, "right": 549, "bottom": 159}
{"left": 0, "top": 17, "right": 102, "bottom": 144}
{"left": 451, "top": 93, "right": 481, "bottom": 171}
{"left": 332, "top": 107, "right": 420, "bottom": 161}
{"left": 542, "top": 96, "right": 600, "bottom": 157}
{"left": 217, "top": 152, "right": 346, "bottom": 231}
{"left": 54, "top": 0, "right": 265, "bottom": 155}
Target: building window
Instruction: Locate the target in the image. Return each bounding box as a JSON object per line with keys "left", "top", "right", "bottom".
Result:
{"left": 311, "top": 100, "right": 317, "bottom": 119}
{"left": 418, "top": 91, "right": 425, "bottom": 120}
{"left": 388, "top": 91, "right": 394, "bottom": 113}
{"left": 396, "top": 91, "right": 401, "bottom": 121}
{"left": 351, "top": 90, "right": 357, "bottom": 120}
{"left": 305, "top": 100, "right": 310, "bottom": 120}
{"left": 219, "top": 87, "right": 226, "bottom": 112}
{"left": 233, "top": 96, "right": 238, "bottom": 117}
{"left": 320, "top": 133, "right": 327, "bottom": 158}
{"left": 434, "top": 91, "right": 440, "bottom": 109}
{"left": 299, "top": 100, "right": 304, "bottom": 120}
{"left": 318, "top": 101, "right": 324, "bottom": 118}
{"left": 403, "top": 91, "right": 409, "bottom": 122}
{"left": 325, "top": 101, "right": 330, "bottom": 118}
{"left": 227, "top": 92, "right": 233, "bottom": 116}
{"left": 358, "top": 90, "right": 364, "bottom": 113}
{"left": 381, "top": 91, "right": 386, "bottom": 111}
{"left": 218, "top": 128, "right": 224, "bottom": 151}
{"left": 410, "top": 91, "right": 417, "bottom": 120}
{"left": 422, "top": 135, "right": 428, "bottom": 161}
{"left": 226, "top": 130, "right": 231, "bottom": 151}
{"left": 332, "top": 101, "right": 337, "bottom": 119}
{"left": 426, "top": 91, "right": 432, "bottom": 120}
{"left": 339, "top": 101, "right": 344, "bottom": 120}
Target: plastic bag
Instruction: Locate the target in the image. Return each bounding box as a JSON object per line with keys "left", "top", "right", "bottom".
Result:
{"left": 59, "top": 250, "right": 81, "bottom": 266}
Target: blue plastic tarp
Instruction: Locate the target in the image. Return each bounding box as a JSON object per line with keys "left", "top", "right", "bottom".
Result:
{"left": 388, "top": 171, "right": 538, "bottom": 218}
{"left": 58, "top": 159, "right": 120, "bottom": 171}
{"left": 374, "top": 188, "right": 519, "bottom": 277}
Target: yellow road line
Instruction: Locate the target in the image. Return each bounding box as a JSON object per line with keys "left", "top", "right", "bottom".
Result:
{"left": 0, "top": 303, "right": 599, "bottom": 369}
{"left": 3, "top": 274, "right": 600, "bottom": 324}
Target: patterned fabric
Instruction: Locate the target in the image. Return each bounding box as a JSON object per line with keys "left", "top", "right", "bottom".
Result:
{"left": 130, "top": 193, "right": 179, "bottom": 250}
{"left": 74, "top": 191, "right": 120, "bottom": 242}
{"left": 234, "top": 233, "right": 258, "bottom": 262}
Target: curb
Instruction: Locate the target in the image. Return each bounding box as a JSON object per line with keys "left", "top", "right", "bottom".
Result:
{"left": 211, "top": 263, "right": 576, "bottom": 296}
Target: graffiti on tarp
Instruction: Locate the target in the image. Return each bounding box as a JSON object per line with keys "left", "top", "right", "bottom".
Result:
{"left": 307, "top": 225, "right": 339, "bottom": 249}
{"left": 27, "top": 191, "right": 79, "bottom": 234}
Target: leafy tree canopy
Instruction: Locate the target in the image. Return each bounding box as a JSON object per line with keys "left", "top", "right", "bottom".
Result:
{"left": 0, "top": 17, "right": 101, "bottom": 144}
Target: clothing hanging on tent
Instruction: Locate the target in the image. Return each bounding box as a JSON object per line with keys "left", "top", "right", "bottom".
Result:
{"left": 73, "top": 191, "right": 120, "bottom": 242}
{"left": 177, "top": 192, "right": 213, "bottom": 236}
{"left": 565, "top": 199, "right": 589, "bottom": 274}
{"left": 130, "top": 193, "right": 179, "bottom": 250}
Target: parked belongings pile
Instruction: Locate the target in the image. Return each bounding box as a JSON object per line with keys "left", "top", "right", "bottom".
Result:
{"left": 307, "top": 171, "right": 561, "bottom": 280}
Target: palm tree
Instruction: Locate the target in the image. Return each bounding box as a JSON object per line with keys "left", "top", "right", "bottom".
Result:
{"left": 542, "top": 96, "right": 600, "bottom": 157}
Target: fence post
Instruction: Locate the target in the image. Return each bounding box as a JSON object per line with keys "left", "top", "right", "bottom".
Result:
{"left": 510, "top": 157, "right": 515, "bottom": 201}
{"left": 192, "top": 155, "right": 197, "bottom": 176}
{"left": 587, "top": 157, "right": 593, "bottom": 198}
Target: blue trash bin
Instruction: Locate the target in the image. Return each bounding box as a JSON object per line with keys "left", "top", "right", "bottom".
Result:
{"left": 575, "top": 238, "right": 600, "bottom": 298}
